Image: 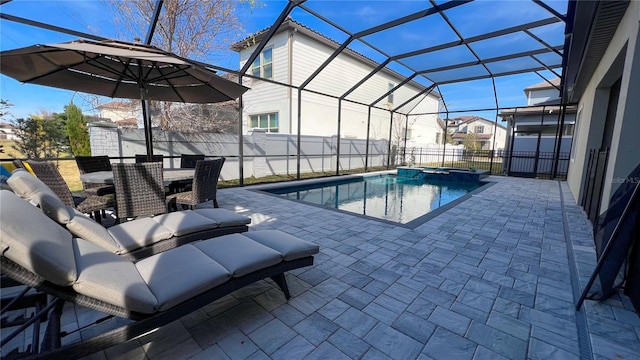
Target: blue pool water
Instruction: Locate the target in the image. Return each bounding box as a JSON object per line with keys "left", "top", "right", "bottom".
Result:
{"left": 263, "top": 175, "right": 483, "bottom": 225}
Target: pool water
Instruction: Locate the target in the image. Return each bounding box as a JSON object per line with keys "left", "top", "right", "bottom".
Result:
{"left": 263, "top": 174, "right": 483, "bottom": 225}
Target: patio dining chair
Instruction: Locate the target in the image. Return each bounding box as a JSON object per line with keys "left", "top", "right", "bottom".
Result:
{"left": 167, "top": 157, "right": 225, "bottom": 210}
{"left": 25, "top": 160, "right": 115, "bottom": 224}
{"left": 111, "top": 162, "right": 170, "bottom": 222}
{"left": 180, "top": 154, "right": 205, "bottom": 168}
{"left": 75, "top": 155, "right": 116, "bottom": 196}
{"left": 135, "top": 154, "right": 164, "bottom": 163}
{"left": 170, "top": 153, "right": 206, "bottom": 193}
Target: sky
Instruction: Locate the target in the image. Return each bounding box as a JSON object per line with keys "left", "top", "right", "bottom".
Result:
{"left": 0, "top": 0, "right": 566, "bottom": 122}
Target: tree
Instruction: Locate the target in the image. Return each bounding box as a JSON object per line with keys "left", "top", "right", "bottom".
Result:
{"left": 390, "top": 112, "right": 416, "bottom": 166}
{"left": 0, "top": 99, "right": 12, "bottom": 120}
{"left": 103, "top": 0, "right": 255, "bottom": 130}
{"left": 462, "top": 132, "right": 482, "bottom": 151}
{"left": 13, "top": 117, "right": 44, "bottom": 159}
{"left": 66, "top": 103, "right": 91, "bottom": 156}
{"left": 13, "top": 114, "right": 68, "bottom": 159}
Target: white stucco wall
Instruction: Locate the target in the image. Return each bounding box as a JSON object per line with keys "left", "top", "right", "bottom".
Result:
{"left": 566, "top": 1, "right": 640, "bottom": 210}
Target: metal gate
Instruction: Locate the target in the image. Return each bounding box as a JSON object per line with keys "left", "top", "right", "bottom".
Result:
{"left": 507, "top": 130, "right": 541, "bottom": 178}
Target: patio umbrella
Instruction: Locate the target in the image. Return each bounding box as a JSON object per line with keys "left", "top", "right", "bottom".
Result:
{"left": 0, "top": 39, "right": 249, "bottom": 159}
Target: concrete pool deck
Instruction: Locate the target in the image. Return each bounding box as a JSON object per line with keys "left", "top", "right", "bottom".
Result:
{"left": 11, "top": 176, "right": 638, "bottom": 359}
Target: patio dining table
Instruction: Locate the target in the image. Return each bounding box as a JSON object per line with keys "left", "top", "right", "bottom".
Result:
{"left": 79, "top": 168, "right": 195, "bottom": 186}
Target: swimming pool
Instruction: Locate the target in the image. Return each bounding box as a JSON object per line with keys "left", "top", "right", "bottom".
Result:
{"left": 261, "top": 174, "right": 487, "bottom": 227}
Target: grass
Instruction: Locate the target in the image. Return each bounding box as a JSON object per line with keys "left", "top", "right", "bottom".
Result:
{"left": 2, "top": 138, "right": 393, "bottom": 192}
{"left": 1, "top": 140, "right": 83, "bottom": 191}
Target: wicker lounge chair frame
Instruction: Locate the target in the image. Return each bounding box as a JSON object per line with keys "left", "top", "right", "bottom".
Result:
{"left": 5, "top": 169, "right": 251, "bottom": 261}
{"left": 25, "top": 161, "right": 115, "bottom": 224}
{"left": 1, "top": 254, "right": 313, "bottom": 359}
{"left": 121, "top": 224, "right": 251, "bottom": 261}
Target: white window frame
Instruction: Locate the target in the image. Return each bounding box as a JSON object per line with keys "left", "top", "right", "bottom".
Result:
{"left": 475, "top": 125, "right": 484, "bottom": 134}
{"left": 250, "top": 47, "right": 273, "bottom": 80}
{"left": 249, "top": 112, "right": 279, "bottom": 133}
{"left": 387, "top": 82, "right": 394, "bottom": 104}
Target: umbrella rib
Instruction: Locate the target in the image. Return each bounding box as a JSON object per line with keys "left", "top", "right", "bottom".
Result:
{"left": 15, "top": 48, "right": 103, "bottom": 83}
{"left": 6, "top": 40, "right": 244, "bottom": 105}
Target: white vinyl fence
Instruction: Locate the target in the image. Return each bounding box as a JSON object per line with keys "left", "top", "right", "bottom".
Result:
{"left": 89, "top": 125, "right": 388, "bottom": 181}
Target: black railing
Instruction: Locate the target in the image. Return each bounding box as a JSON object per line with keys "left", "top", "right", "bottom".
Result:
{"left": 399, "top": 148, "right": 570, "bottom": 179}
{"left": 581, "top": 148, "right": 610, "bottom": 228}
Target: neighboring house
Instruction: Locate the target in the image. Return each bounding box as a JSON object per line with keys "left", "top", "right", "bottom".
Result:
{"left": 231, "top": 18, "right": 442, "bottom": 143}
{"left": 442, "top": 116, "right": 507, "bottom": 150}
{"left": 97, "top": 101, "right": 142, "bottom": 128}
{"left": 0, "top": 122, "right": 18, "bottom": 140}
{"left": 500, "top": 78, "right": 577, "bottom": 156}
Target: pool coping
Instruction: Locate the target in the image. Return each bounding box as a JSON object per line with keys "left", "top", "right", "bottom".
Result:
{"left": 247, "top": 171, "right": 496, "bottom": 229}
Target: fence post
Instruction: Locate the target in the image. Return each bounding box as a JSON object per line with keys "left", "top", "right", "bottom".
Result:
{"left": 489, "top": 150, "right": 494, "bottom": 174}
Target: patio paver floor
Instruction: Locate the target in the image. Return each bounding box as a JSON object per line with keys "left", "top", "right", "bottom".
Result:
{"left": 8, "top": 176, "right": 638, "bottom": 359}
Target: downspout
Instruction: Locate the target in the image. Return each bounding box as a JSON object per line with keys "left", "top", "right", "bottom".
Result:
{"left": 288, "top": 29, "right": 294, "bottom": 133}
{"left": 365, "top": 106, "right": 372, "bottom": 171}
{"left": 403, "top": 114, "right": 409, "bottom": 165}
{"left": 336, "top": 99, "right": 342, "bottom": 175}
{"left": 288, "top": 29, "right": 294, "bottom": 177}
{"left": 387, "top": 111, "right": 393, "bottom": 169}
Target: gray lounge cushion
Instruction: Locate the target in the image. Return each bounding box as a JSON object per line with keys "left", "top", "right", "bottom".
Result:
{"left": 135, "top": 245, "right": 231, "bottom": 311}
{"left": 0, "top": 190, "right": 77, "bottom": 286}
{"left": 152, "top": 211, "right": 222, "bottom": 237}
{"left": 194, "top": 234, "right": 282, "bottom": 277}
{"left": 6, "top": 169, "right": 60, "bottom": 205}
{"left": 243, "top": 230, "right": 320, "bottom": 261}
{"left": 67, "top": 213, "right": 121, "bottom": 253}
{"left": 108, "top": 218, "right": 173, "bottom": 254}
{"left": 193, "top": 208, "right": 252, "bottom": 227}
{"left": 37, "top": 191, "right": 75, "bottom": 224}
{"left": 72, "top": 238, "right": 158, "bottom": 314}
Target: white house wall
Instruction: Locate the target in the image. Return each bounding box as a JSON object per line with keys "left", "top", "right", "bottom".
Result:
{"left": 527, "top": 88, "right": 560, "bottom": 105}
{"left": 238, "top": 28, "right": 439, "bottom": 143}
{"left": 514, "top": 113, "right": 576, "bottom": 126}
{"left": 566, "top": 1, "right": 640, "bottom": 211}
{"left": 239, "top": 31, "right": 292, "bottom": 133}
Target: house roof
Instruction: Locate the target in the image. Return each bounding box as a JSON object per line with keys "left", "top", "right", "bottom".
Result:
{"left": 451, "top": 133, "right": 493, "bottom": 140}
{"left": 524, "top": 78, "right": 561, "bottom": 91}
{"left": 231, "top": 18, "right": 440, "bottom": 98}
{"left": 445, "top": 116, "right": 507, "bottom": 129}
{"left": 97, "top": 101, "right": 135, "bottom": 110}
{"left": 499, "top": 103, "right": 578, "bottom": 117}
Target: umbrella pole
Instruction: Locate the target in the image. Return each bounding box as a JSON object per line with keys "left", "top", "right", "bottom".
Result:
{"left": 140, "top": 90, "right": 154, "bottom": 161}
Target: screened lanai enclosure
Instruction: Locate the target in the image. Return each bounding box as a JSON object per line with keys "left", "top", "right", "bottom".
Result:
{"left": 0, "top": 0, "right": 575, "bottom": 183}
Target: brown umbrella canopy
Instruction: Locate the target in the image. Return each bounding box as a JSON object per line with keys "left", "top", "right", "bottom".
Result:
{"left": 0, "top": 39, "right": 248, "bottom": 103}
{"left": 0, "top": 38, "right": 249, "bottom": 158}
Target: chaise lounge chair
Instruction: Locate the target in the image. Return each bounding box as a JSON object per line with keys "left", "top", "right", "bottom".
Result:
{"left": 0, "top": 189, "right": 319, "bottom": 359}
{"left": 6, "top": 169, "right": 251, "bottom": 260}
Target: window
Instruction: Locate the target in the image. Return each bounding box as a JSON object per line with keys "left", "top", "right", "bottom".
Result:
{"left": 436, "top": 133, "right": 441, "bottom": 144}
{"left": 401, "top": 127, "right": 412, "bottom": 140}
{"left": 387, "top": 83, "right": 394, "bottom": 104}
{"left": 249, "top": 112, "right": 278, "bottom": 133}
{"left": 250, "top": 48, "right": 273, "bottom": 80}
{"left": 475, "top": 125, "right": 484, "bottom": 133}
